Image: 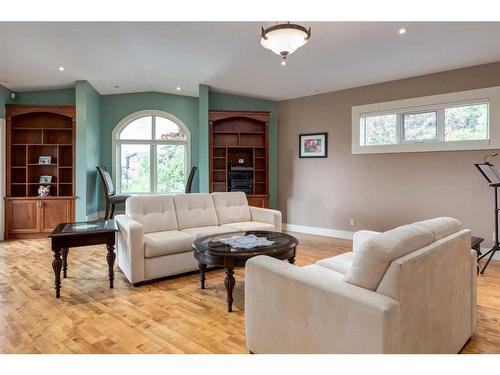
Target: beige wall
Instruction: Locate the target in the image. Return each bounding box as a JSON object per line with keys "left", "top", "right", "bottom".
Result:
{"left": 278, "top": 61, "right": 500, "bottom": 246}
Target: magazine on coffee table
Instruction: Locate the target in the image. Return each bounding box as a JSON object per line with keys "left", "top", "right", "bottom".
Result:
{"left": 220, "top": 234, "right": 274, "bottom": 250}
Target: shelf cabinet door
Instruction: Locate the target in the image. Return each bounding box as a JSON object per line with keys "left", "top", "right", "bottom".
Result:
{"left": 6, "top": 200, "right": 38, "bottom": 234}
{"left": 39, "top": 199, "right": 73, "bottom": 233}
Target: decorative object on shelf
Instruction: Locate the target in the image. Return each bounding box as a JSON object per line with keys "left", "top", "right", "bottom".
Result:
{"left": 299, "top": 132, "right": 328, "bottom": 158}
{"left": 39, "top": 175, "right": 52, "bottom": 184}
{"left": 260, "top": 22, "right": 311, "bottom": 65}
{"left": 38, "top": 185, "right": 51, "bottom": 197}
{"left": 38, "top": 156, "right": 52, "bottom": 164}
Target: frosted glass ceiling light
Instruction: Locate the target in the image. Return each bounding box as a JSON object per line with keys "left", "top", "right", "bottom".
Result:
{"left": 260, "top": 22, "right": 311, "bottom": 64}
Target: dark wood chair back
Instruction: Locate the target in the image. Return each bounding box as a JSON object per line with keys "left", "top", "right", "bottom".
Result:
{"left": 97, "top": 166, "right": 115, "bottom": 197}
{"left": 185, "top": 166, "right": 197, "bottom": 193}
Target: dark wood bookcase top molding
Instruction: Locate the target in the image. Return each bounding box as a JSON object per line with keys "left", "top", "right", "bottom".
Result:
{"left": 4, "top": 104, "right": 76, "bottom": 239}
{"left": 209, "top": 110, "right": 270, "bottom": 208}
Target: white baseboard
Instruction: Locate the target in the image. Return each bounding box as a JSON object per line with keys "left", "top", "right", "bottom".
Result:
{"left": 86, "top": 210, "right": 125, "bottom": 221}
{"left": 479, "top": 247, "right": 500, "bottom": 260}
{"left": 283, "top": 223, "right": 354, "bottom": 240}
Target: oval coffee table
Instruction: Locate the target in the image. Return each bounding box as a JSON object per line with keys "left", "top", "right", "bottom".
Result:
{"left": 192, "top": 230, "right": 298, "bottom": 312}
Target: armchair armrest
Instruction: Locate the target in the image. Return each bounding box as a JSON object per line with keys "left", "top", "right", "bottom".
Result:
{"left": 249, "top": 206, "right": 282, "bottom": 232}
{"left": 114, "top": 214, "right": 145, "bottom": 284}
{"left": 245, "top": 255, "right": 400, "bottom": 353}
{"left": 353, "top": 230, "right": 380, "bottom": 253}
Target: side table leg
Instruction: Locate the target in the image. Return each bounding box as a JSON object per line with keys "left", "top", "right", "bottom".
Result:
{"left": 224, "top": 267, "right": 235, "bottom": 312}
{"left": 198, "top": 262, "right": 207, "bottom": 289}
{"left": 52, "top": 248, "right": 63, "bottom": 298}
{"left": 61, "top": 247, "right": 69, "bottom": 278}
{"left": 106, "top": 244, "right": 116, "bottom": 289}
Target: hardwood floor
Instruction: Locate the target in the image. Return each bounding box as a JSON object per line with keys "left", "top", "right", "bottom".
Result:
{"left": 0, "top": 232, "right": 498, "bottom": 353}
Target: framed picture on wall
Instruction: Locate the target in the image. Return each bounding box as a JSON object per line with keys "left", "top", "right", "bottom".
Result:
{"left": 299, "top": 133, "right": 328, "bottom": 158}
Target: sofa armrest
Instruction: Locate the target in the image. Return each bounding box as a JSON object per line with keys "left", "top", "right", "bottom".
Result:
{"left": 353, "top": 230, "right": 380, "bottom": 253}
{"left": 115, "top": 214, "right": 145, "bottom": 284}
{"left": 249, "top": 206, "right": 282, "bottom": 232}
{"left": 245, "top": 255, "right": 400, "bottom": 354}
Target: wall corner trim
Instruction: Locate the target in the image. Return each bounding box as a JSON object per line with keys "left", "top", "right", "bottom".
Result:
{"left": 283, "top": 223, "right": 354, "bottom": 240}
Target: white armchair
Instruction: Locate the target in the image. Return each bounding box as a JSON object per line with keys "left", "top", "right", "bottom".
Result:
{"left": 245, "top": 217, "right": 477, "bottom": 353}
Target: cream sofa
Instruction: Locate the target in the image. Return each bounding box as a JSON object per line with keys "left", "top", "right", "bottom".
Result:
{"left": 114, "top": 192, "right": 281, "bottom": 285}
{"left": 245, "top": 217, "right": 477, "bottom": 354}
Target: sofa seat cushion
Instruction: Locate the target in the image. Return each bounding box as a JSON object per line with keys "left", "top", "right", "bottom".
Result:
{"left": 181, "top": 225, "right": 236, "bottom": 239}
{"left": 315, "top": 252, "right": 355, "bottom": 274}
{"left": 144, "top": 230, "right": 195, "bottom": 258}
{"left": 343, "top": 223, "right": 434, "bottom": 291}
{"left": 212, "top": 192, "right": 252, "bottom": 225}
{"left": 222, "top": 221, "right": 275, "bottom": 232}
{"left": 301, "top": 264, "right": 345, "bottom": 280}
{"left": 414, "top": 217, "right": 462, "bottom": 241}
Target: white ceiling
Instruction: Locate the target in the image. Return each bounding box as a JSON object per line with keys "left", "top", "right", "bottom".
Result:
{"left": 1, "top": 22, "right": 500, "bottom": 100}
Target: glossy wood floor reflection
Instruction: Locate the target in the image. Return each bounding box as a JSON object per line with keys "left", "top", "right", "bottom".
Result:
{"left": 0, "top": 232, "right": 498, "bottom": 353}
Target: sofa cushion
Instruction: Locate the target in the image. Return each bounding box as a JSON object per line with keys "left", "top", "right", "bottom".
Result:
{"left": 144, "top": 230, "right": 195, "bottom": 258}
{"left": 181, "top": 225, "right": 236, "bottom": 239}
{"left": 212, "top": 192, "right": 252, "bottom": 225}
{"left": 222, "top": 221, "right": 275, "bottom": 232}
{"left": 315, "top": 252, "right": 355, "bottom": 274}
{"left": 173, "top": 193, "right": 219, "bottom": 230}
{"left": 343, "top": 223, "right": 434, "bottom": 290}
{"left": 126, "top": 195, "right": 178, "bottom": 234}
{"left": 414, "top": 217, "right": 462, "bottom": 241}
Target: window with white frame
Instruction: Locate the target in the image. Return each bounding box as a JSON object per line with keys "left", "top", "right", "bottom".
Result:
{"left": 350, "top": 83, "right": 500, "bottom": 155}
{"left": 360, "top": 102, "right": 489, "bottom": 147}
{"left": 114, "top": 112, "right": 190, "bottom": 194}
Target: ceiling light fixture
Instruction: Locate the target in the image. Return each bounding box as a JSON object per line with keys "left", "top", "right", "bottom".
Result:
{"left": 260, "top": 22, "right": 311, "bottom": 65}
{"left": 176, "top": 86, "right": 181, "bottom": 91}
{"left": 58, "top": 66, "right": 65, "bottom": 71}
{"left": 398, "top": 28, "right": 406, "bottom": 35}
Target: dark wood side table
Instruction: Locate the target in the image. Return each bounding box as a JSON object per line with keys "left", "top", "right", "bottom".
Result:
{"left": 49, "top": 220, "right": 118, "bottom": 298}
{"left": 192, "top": 230, "right": 298, "bottom": 312}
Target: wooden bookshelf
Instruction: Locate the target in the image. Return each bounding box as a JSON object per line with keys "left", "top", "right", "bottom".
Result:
{"left": 209, "top": 111, "right": 270, "bottom": 208}
{"left": 4, "top": 105, "right": 75, "bottom": 239}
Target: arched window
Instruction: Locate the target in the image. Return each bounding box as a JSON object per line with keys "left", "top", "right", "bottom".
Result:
{"left": 113, "top": 111, "right": 190, "bottom": 194}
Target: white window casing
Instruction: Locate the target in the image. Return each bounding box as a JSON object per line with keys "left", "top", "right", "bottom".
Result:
{"left": 352, "top": 86, "right": 499, "bottom": 154}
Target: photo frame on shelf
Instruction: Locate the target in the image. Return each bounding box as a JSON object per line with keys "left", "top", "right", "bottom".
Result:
{"left": 299, "top": 132, "right": 328, "bottom": 158}
{"left": 39, "top": 156, "right": 52, "bottom": 164}
{"left": 39, "top": 175, "right": 52, "bottom": 184}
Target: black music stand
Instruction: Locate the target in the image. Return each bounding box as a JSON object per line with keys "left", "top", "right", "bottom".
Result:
{"left": 475, "top": 162, "right": 500, "bottom": 273}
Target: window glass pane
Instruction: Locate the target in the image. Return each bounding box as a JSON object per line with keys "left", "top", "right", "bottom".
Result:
{"left": 155, "top": 116, "right": 186, "bottom": 140}
{"left": 120, "top": 144, "right": 150, "bottom": 192}
{"left": 403, "top": 112, "right": 437, "bottom": 142}
{"left": 156, "top": 145, "right": 186, "bottom": 193}
{"left": 364, "top": 114, "right": 397, "bottom": 145}
{"left": 119, "top": 116, "right": 152, "bottom": 140}
{"left": 445, "top": 104, "right": 488, "bottom": 141}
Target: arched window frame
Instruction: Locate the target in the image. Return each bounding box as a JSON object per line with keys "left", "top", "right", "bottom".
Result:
{"left": 112, "top": 110, "right": 191, "bottom": 194}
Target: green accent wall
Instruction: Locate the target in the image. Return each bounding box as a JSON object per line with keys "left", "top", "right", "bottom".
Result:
{"left": 99, "top": 91, "right": 199, "bottom": 210}
{"left": 208, "top": 91, "right": 279, "bottom": 208}
{"left": 75, "top": 81, "right": 102, "bottom": 220}
{"left": 198, "top": 85, "right": 209, "bottom": 192}
{"left": 0, "top": 84, "right": 11, "bottom": 117}
{"left": 14, "top": 88, "right": 75, "bottom": 106}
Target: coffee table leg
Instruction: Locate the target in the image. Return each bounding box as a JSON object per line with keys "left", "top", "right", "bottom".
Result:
{"left": 52, "top": 248, "right": 63, "bottom": 298}
{"left": 198, "top": 262, "right": 207, "bottom": 289}
{"left": 106, "top": 244, "right": 116, "bottom": 289}
{"left": 225, "top": 267, "right": 235, "bottom": 312}
{"left": 288, "top": 247, "right": 296, "bottom": 264}
{"left": 62, "top": 248, "right": 69, "bottom": 278}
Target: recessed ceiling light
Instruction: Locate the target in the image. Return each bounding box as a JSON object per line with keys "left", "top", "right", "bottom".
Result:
{"left": 398, "top": 28, "right": 406, "bottom": 35}
{"left": 114, "top": 85, "right": 120, "bottom": 89}
{"left": 58, "top": 66, "right": 65, "bottom": 71}
{"left": 281, "top": 60, "right": 287, "bottom": 66}
{"left": 176, "top": 86, "right": 181, "bottom": 91}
